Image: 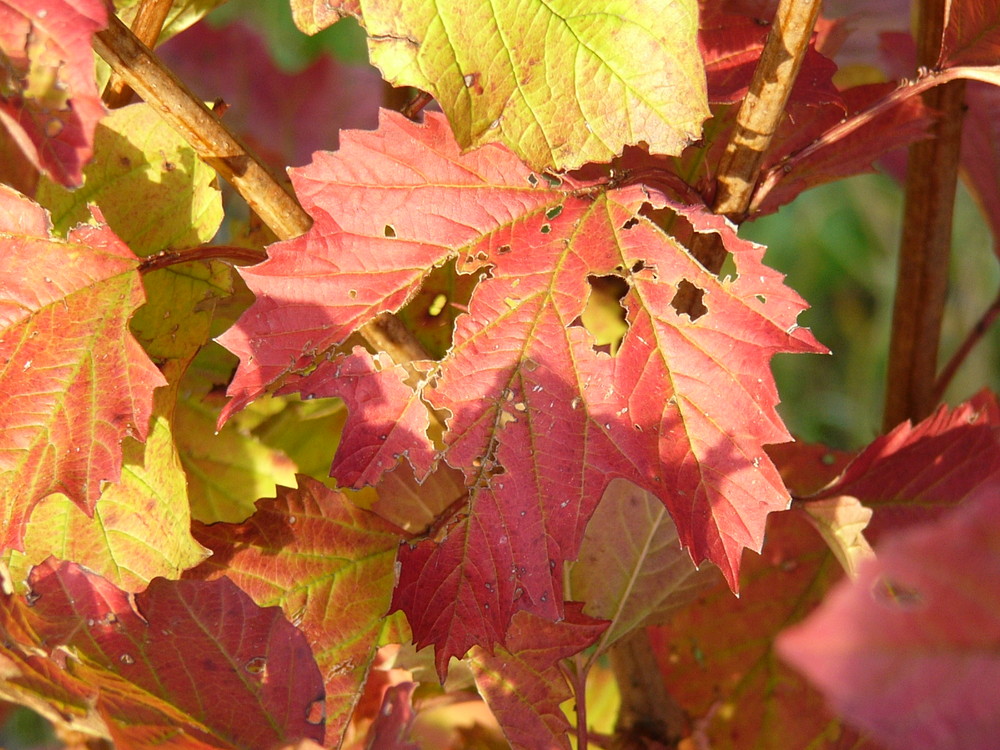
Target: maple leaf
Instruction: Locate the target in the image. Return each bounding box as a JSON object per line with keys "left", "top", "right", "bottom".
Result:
{"left": 293, "top": 0, "right": 708, "bottom": 171}
{"left": 778, "top": 490, "right": 1000, "bottom": 750}
{"left": 4, "top": 559, "right": 325, "bottom": 748}
{"left": 0, "top": 0, "right": 107, "bottom": 187}
{"left": 219, "top": 111, "right": 823, "bottom": 672}
{"left": 188, "top": 477, "right": 404, "bottom": 746}
{"left": 810, "top": 393, "right": 1000, "bottom": 544}
{"left": 939, "top": 0, "right": 1000, "bottom": 68}
{"left": 469, "top": 604, "right": 607, "bottom": 750}
{"left": 0, "top": 186, "right": 166, "bottom": 553}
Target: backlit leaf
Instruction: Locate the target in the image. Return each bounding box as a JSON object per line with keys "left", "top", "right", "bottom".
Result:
{"left": 469, "top": 604, "right": 606, "bottom": 750}
{"left": 299, "top": 0, "right": 709, "bottom": 171}
{"left": 219, "top": 111, "right": 823, "bottom": 672}
{"left": 0, "top": 186, "right": 165, "bottom": 553}
{"left": 13, "top": 559, "right": 325, "bottom": 748}
{"left": 9, "top": 405, "right": 209, "bottom": 590}
{"left": 188, "top": 478, "right": 403, "bottom": 746}
{"left": 0, "top": 0, "right": 107, "bottom": 186}
{"left": 568, "top": 478, "right": 722, "bottom": 651}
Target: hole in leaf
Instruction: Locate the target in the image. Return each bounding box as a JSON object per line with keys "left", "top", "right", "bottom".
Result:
{"left": 755, "top": 294, "right": 766, "bottom": 304}
{"left": 542, "top": 173, "right": 562, "bottom": 188}
{"left": 394, "top": 258, "right": 478, "bottom": 360}
{"left": 497, "top": 244, "right": 512, "bottom": 254}
{"left": 384, "top": 224, "right": 396, "bottom": 238}
{"left": 631, "top": 260, "right": 645, "bottom": 274}
{"left": 622, "top": 217, "right": 639, "bottom": 230}
{"left": 670, "top": 279, "right": 708, "bottom": 321}
{"left": 571, "top": 275, "right": 629, "bottom": 355}
{"left": 540, "top": 224, "right": 551, "bottom": 234}
{"left": 348, "top": 289, "right": 358, "bottom": 299}
{"left": 527, "top": 174, "right": 539, "bottom": 187}
{"left": 546, "top": 205, "right": 563, "bottom": 220}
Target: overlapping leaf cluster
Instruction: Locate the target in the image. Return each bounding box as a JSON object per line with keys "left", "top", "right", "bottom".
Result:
{"left": 1, "top": 1, "right": 1000, "bottom": 749}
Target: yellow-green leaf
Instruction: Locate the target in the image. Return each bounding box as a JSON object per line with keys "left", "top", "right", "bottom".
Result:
{"left": 10, "top": 410, "right": 209, "bottom": 591}
{"left": 350, "top": 0, "right": 709, "bottom": 170}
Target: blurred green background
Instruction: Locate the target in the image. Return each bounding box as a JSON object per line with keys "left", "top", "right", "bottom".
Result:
{"left": 742, "top": 174, "right": 999, "bottom": 450}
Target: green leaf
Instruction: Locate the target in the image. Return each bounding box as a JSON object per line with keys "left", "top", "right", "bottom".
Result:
{"left": 569, "top": 479, "right": 722, "bottom": 652}
{"left": 36, "top": 103, "right": 222, "bottom": 255}
{"left": 8, "top": 404, "right": 210, "bottom": 591}
{"left": 176, "top": 390, "right": 298, "bottom": 524}
{"left": 348, "top": 0, "right": 709, "bottom": 170}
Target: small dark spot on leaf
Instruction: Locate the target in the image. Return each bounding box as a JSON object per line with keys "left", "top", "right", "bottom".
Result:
{"left": 163, "top": 160, "right": 175, "bottom": 172}
{"left": 631, "top": 260, "right": 645, "bottom": 273}
{"left": 872, "top": 577, "right": 925, "bottom": 610}
{"left": 348, "top": 289, "right": 358, "bottom": 299}
{"left": 755, "top": 294, "right": 766, "bottom": 304}
{"left": 622, "top": 217, "right": 639, "bottom": 230}
{"left": 670, "top": 279, "right": 708, "bottom": 321}
{"left": 540, "top": 224, "right": 551, "bottom": 234}
{"left": 384, "top": 224, "right": 396, "bottom": 238}
{"left": 527, "top": 174, "right": 539, "bottom": 187}
{"left": 546, "top": 205, "right": 563, "bottom": 220}
{"left": 497, "top": 244, "right": 512, "bottom": 254}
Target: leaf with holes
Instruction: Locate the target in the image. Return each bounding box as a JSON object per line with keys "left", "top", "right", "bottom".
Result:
{"left": 0, "top": 186, "right": 165, "bottom": 554}
{"left": 218, "top": 110, "right": 823, "bottom": 673}
{"left": 291, "top": 0, "right": 708, "bottom": 170}
{"left": 0, "top": 0, "right": 107, "bottom": 186}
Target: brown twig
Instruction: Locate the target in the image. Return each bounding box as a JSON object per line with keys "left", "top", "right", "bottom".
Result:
{"left": 675, "top": 0, "right": 823, "bottom": 314}
{"left": 93, "top": 13, "right": 435, "bottom": 372}
{"left": 932, "top": 287, "right": 1000, "bottom": 404}
{"left": 138, "top": 245, "right": 268, "bottom": 274}
{"left": 401, "top": 91, "right": 434, "bottom": 121}
{"left": 883, "top": 0, "right": 967, "bottom": 429}
{"left": 103, "top": 0, "right": 174, "bottom": 108}
{"left": 713, "top": 0, "right": 824, "bottom": 220}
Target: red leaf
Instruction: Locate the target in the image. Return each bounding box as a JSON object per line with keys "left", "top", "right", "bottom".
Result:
{"left": 20, "top": 559, "right": 325, "bottom": 747}
{"left": 778, "top": 490, "right": 1000, "bottom": 750}
{"left": 0, "top": 187, "right": 165, "bottom": 553}
{"left": 940, "top": 0, "right": 1000, "bottom": 68}
{"left": 650, "top": 506, "right": 873, "bottom": 749}
{"left": 219, "top": 111, "right": 823, "bottom": 670}
{"left": 364, "top": 682, "right": 420, "bottom": 750}
{"left": 188, "top": 477, "right": 404, "bottom": 746}
{"left": 813, "top": 393, "right": 1000, "bottom": 543}
{"left": 280, "top": 347, "right": 436, "bottom": 488}
{"left": 469, "top": 604, "right": 607, "bottom": 750}
{"left": 960, "top": 82, "right": 1000, "bottom": 253}
{"left": 753, "top": 82, "right": 934, "bottom": 216}
{"left": 0, "top": 0, "right": 107, "bottom": 187}
{"left": 700, "top": 10, "right": 841, "bottom": 106}
{"left": 157, "top": 21, "right": 381, "bottom": 169}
